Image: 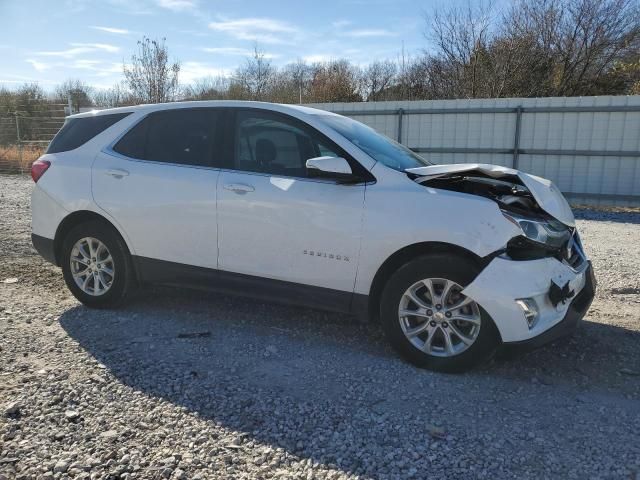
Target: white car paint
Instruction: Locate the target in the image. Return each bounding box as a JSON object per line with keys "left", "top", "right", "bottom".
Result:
{"left": 31, "top": 100, "right": 591, "bottom": 346}
{"left": 352, "top": 163, "right": 524, "bottom": 295}
{"left": 92, "top": 149, "right": 220, "bottom": 269}
{"left": 217, "top": 170, "right": 365, "bottom": 292}
{"left": 463, "top": 256, "right": 588, "bottom": 342}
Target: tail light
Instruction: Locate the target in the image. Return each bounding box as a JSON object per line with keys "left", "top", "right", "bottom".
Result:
{"left": 31, "top": 159, "right": 51, "bottom": 183}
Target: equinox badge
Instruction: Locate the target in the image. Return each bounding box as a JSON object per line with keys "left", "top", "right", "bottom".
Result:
{"left": 303, "top": 250, "right": 350, "bottom": 262}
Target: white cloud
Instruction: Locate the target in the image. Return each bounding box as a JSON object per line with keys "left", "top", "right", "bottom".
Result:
{"left": 90, "top": 62, "right": 126, "bottom": 77}
{"left": 26, "top": 59, "right": 52, "bottom": 72}
{"left": 179, "top": 61, "right": 233, "bottom": 83}
{"left": 332, "top": 19, "right": 352, "bottom": 28}
{"left": 303, "top": 54, "right": 333, "bottom": 63}
{"left": 342, "top": 29, "right": 396, "bottom": 38}
{"left": 105, "top": 0, "right": 153, "bottom": 15}
{"left": 208, "top": 17, "right": 298, "bottom": 44}
{"left": 202, "top": 47, "right": 253, "bottom": 56}
{"left": 156, "top": 0, "right": 197, "bottom": 11}
{"left": 202, "top": 47, "right": 279, "bottom": 59}
{"left": 71, "top": 43, "right": 120, "bottom": 52}
{"left": 91, "top": 26, "right": 131, "bottom": 35}
{"left": 36, "top": 43, "right": 120, "bottom": 58}
{"left": 25, "top": 56, "right": 124, "bottom": 80}
{"left": 71, "top": 59, "right": 104, "bottom": 70}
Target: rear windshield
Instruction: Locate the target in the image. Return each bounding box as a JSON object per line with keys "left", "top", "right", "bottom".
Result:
{"left": 47, "top": 112, "right": 131, "bottom": 154}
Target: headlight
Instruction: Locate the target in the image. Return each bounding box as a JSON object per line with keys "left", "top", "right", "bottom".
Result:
{"left": 501, "top": 210, "right": 571, "bottom": 249}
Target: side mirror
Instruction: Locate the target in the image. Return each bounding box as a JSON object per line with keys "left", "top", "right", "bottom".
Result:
{"left": 306, "top": 156, "right": 354, "bottom": 181}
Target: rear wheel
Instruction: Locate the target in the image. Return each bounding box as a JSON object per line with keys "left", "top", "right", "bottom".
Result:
{"left": 380, "top": 253, "right": 499, "bottom": 372}
{"left": 61, "top": 221, "right": 135, "bottom": 308}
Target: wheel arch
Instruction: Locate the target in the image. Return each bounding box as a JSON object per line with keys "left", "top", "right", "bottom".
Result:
{"left": 365, "top": 241, "right": 487, "bottom": 323}
{"left": 53, "top": 210, "right": 133, "bottom": 267}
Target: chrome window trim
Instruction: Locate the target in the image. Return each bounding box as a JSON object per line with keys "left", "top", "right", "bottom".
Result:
{"left": 101, "top": 148, "right": 223, "bottom": 172}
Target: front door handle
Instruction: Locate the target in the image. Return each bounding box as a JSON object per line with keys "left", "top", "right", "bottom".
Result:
{"left": 105, "top": 168, "right": 129, "bottom": 179}
{"left": 223, "top": 183, "right": 255, "bottom": 194}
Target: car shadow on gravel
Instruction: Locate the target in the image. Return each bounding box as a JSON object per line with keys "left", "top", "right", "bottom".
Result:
{"left": 58, "top": 287, "right": 640, "bottom": 475}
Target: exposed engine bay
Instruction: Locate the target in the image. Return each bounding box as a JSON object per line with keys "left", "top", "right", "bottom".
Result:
{"left": 412, "top": 172, "right": 546, "bottom": 217}
{"left": 405, "top": 165, "right": 583, "bottom": 266}
{"left": 405, "top": 163, "right": 576, "bottom": 228}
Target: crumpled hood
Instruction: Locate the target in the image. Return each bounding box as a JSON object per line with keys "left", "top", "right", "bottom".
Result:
{"left": 406, "top": 163, "right": 575, "bottom": 227}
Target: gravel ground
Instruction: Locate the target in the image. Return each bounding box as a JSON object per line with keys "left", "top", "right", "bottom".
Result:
{"left": 1, "top": 174, "right": 639, "bottom": 480}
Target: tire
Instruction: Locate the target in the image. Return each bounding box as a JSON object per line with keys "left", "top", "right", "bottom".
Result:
{"left": 61, "top": 220, "right": 135, "bottom": 308}
{"left": 380, "top": 253, "right": 499, "bottom": 373}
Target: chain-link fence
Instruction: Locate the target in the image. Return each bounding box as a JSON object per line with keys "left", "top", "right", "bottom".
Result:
{"left": 0, "top": 103, "right": 66, "bottom": 174}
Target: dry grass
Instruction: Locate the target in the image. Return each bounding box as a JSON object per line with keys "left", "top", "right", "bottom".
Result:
{"left": 0, "top": 144, "right": 46, "bottom": 174}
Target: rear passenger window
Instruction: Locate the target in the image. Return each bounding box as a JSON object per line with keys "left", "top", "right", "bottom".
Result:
{"left": 113, "top": 109, "right": 218, "bottom": 167}
{"left": 47, "top": 113, "right": 131, "bottom": 154}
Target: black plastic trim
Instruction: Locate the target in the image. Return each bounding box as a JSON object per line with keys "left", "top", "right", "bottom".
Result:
{"left": 133, "top": 256, "right": 362, "bottom": 315}
{"left": 32, "top": 234, "right": 58, "bottom": 265}
{"left": 503, "top": 262, "right": 596, "bottom": 350}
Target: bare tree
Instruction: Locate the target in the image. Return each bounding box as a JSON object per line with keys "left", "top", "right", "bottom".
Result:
{"left": 234, "top": 45, "right": 275, "bottom": 100}
{"left": 16, "top": 0, "right": 637, "bottom": 111}
{"left": 92, "top": 83, "right": 138, "bottom": 108}
{"left": 360, "top": 60, "right": 397, "bottom": 101}
{"left": 308, "top": 60, "right": 362, "bottom": 103}
{"left": 602, "top": 53, "right": 640, "bottom": 94}
{"left": 288, "top": 59, "right": 312, "bottom": 103}
{"left": 265, "top": 60, "right": 313, "bottom": 104}
{"left": 428, "top": 2, "right": 495, "bottom": 98}
{"left": 123, "top": 37, "right": 180, "bottom": 104}
{"left": 53, "top": 79, "right": 93, "bottom": 111}
{"left": 182, "top": 76, "right": 231, "bottom": 100}
{"left": 506, "top": 0, "right": 640, "bottom": 96}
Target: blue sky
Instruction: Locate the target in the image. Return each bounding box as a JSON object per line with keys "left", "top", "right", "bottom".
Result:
{"left": 0, "top": 0, "right": 471, "bottom": 91}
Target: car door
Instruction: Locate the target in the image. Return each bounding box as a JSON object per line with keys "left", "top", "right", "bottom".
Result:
{"left": 92, "top": 108, "right": 221, "bottom": 273}
{"left": 216, "top": 108, "right": 367, "bottom": 309}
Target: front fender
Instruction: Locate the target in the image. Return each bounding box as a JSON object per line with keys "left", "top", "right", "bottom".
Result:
{"left": 354, "top": 169, "right": 521, "bottom": 296}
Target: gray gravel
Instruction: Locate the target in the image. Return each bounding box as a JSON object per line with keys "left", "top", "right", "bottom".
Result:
{"left": 1, "top": 174, "right": 640, "bottom": 480}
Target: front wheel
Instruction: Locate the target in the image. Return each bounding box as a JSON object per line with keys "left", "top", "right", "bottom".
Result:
{"left": 61, "top": 220, "right": 135, "bottom": 308}
{"left": 380, "top": 253, "right": 499, "bottom": 373}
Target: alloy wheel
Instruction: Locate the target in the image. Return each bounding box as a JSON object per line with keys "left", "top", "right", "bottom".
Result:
{"left": 70, "top": 237, "right": 115, "bottom": 296}
{"left": 398, "top": 278, "right": 481, "bottom": 357}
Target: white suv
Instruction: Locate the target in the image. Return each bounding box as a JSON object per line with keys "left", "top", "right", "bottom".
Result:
{"left": 30, "top": 101, "right": 595, "bottom": 372}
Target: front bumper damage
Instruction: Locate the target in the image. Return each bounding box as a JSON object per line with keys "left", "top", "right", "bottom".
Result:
{"left": 462, "top": 254, "right": 595, "bottom": 345}
{"left": 506, "top": 263, "right": 595, "bottom": 349}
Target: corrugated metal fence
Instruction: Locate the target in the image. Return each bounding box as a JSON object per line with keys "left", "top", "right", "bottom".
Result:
{"left": 309, "top": 96, "right": 640, "bottom": 207}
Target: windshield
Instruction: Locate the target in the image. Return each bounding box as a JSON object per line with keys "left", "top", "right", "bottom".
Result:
{"left": 317, "top": 114, "right": 432, "bottom": 171}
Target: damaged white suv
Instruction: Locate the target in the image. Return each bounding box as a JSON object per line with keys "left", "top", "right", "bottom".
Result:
{"left": 30, "top": 101, "right": 595, "bottom": 372}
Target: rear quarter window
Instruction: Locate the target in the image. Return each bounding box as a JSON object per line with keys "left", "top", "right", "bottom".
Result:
{"left": 46, "top": 112, "right": 131, "bottom": 154}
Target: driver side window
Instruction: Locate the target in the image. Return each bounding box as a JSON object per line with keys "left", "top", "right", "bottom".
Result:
{"left": 234, "top": 110, "right": 338, "bottom": 177}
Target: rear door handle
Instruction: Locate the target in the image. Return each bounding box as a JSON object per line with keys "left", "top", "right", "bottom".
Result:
{"left": 105, "top": 168, "right": 129, "bottom": 179}
{"left": 223, "top": 183, "right": 255, "bottom": 194}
